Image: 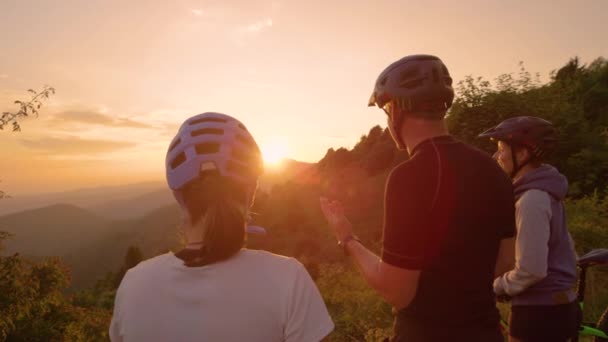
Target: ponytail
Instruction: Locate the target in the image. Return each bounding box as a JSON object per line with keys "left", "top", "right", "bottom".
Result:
{"left": 179, "top": 173, "right": 248, "bottom": 267}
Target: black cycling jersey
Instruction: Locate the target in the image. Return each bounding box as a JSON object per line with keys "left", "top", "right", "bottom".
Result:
{"left": 382, "top": 135, "right": 515, "bottom": 341}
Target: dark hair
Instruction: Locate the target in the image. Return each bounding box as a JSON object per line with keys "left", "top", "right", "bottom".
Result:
{"left": 180, "top": 172, "right": 248, "bottom": 267}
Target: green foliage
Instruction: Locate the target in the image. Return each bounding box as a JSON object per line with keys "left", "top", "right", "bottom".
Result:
{"left": 316, "top": 264, "right": 393, "bottom": 341}
{"left": 567, "top": 190, "right": 608, "bottom": 255}
{"left": 72, "top": 272, "right": 118, "bottom": 311}
{"left": 0, "top": 252, "right": 110, "bottom": 341}
{"left": 447, "top": 57, "right": 608, "bottom": 197}
{"left": 566, "top": 190, "right": 608, "bottom": 323}
{"left": 0, "top": 231, "right": 11, "bottom": 252}
{"left": 319, "top": 125, "right": 406, "bottom": 180}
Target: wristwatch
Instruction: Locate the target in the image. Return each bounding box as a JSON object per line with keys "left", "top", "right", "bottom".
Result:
{"left": 338, "top": 234, "right": 361, "bottom": 255}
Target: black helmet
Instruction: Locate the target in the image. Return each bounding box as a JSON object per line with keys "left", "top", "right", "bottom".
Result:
{"left": 479, "top": 116, "right": 558, "bottom": 159}
{"left": 368, "top": 54, "right": 454, "bottom": 114}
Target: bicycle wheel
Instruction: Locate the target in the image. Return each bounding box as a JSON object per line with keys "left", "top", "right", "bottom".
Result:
{"left": 594, "top": 306, "right": 608, "bottom": 342}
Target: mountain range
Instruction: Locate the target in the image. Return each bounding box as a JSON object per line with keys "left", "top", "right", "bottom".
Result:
{"left": 0, "top": 159, "right": 316, "bottom": 289}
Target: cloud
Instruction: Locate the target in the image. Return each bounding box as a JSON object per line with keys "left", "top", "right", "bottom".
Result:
{"left": 48, "top": 111, "right": 155, "bottom": 129}
{"left": 20, "top": 136, "right": 136, "bottom": 155}
{"left": 245, "top": 18, "right": 273, "bottom": 33}
{"left": 231, "top": 17, "right": 274, "bottom": 46}
{"left": 191, "top": 9, "right": 204, "bottom": 16}
{"left": 0, "top": 74, "right": 7, "bottom": 79}
{"left": 161, "top": 122, "right": 181, "bottom": 137}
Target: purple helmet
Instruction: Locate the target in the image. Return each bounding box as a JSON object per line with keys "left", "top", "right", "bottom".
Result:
{"left": 166, "top": 112, "right": 263, "bottom": 190}
{"left": 166, "top": 112, "right": 266, "bottom": 234}
{"left": 368, "top": 54, "right": 454, "bottom": 114}
{"left": 478, "top": 116, "right": 558, "bottom": 159}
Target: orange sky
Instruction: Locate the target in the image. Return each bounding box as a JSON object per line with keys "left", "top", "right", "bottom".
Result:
{"left": 1, "top": 0, "right": 607, "bottom": 195}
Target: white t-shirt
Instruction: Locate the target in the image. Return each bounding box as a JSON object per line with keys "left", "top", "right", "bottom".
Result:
{"left": 109, "top": 249, "right": 333, "bottom": 342}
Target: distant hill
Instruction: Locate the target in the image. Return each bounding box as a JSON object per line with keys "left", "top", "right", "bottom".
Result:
{"left": 0, "top": 202, "right": 183, "bottom": 289}
{"left": 0, "top": 204, "right": 110, "bottom": 258}
{"left": 108, "top": 203, "right": 183, "bottom": 257}
{"left": 0, "top": 181, "right": 165, "bottom": 217}
{"left": 0, "top": 161, "right": 319, "bottom": 218}
{"left": 62, "top": 204, "right": 183, "bottom": 289}
{"left": 259, "top": 159, "right": 318, "bottom": 191}
{"left": 0, "top": 159, "right": 326, "bottom": 289}
{"left": 87, "top": 188, "right": 174, "bottom": 220}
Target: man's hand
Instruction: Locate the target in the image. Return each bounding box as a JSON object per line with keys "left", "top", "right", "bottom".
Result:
{"left": 319, "top": 197, "right": 420, "bottom": 310}
{"left": 319, "top": 197, "right": 353, "bottom": 242}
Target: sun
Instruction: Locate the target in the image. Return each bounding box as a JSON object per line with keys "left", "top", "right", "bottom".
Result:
{"left": 261, "top": 143, "right": 288, "bottom": 167}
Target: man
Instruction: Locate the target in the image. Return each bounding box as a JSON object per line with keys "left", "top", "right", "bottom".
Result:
{"left": 320, "top": 55, "right": 515, "bottom": 341}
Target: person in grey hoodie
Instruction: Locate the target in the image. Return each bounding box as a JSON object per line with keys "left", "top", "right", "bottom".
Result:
{"left": 479, "top": 116, "right": 580, "bottom": 342}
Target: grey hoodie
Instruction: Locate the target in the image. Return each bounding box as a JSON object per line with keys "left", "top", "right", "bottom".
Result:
{"left": 493, "top": 165, "right": 578, "bottom": 305}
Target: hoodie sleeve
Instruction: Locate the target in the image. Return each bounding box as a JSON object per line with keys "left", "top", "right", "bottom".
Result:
{"left": 494, "top": 189, "right": 551, "bottom": 296}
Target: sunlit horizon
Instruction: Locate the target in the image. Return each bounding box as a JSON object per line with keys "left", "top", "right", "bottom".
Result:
{"left": 261, "top": 141, "right": 289, "bottom": 168}
{"left": 1, "top": 0, "right": 606, "bottom": 195}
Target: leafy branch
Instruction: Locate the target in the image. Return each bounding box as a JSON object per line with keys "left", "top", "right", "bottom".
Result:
{"left": 0, "top": 85, "right": 56, "bottom": 132}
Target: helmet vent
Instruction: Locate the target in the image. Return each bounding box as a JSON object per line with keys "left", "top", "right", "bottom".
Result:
{"left": 399, "top": 69, "right": 423, "bottom": 89}
{"left": 400, "top": 78, "right": 424, "bottom": 89}
{"left": 236, "top": 134, "right": 256, "bottom": 148}
{"left": 238, "top": 123, "right": 247, "bottom": 130}
{"left": 199, "top": 161, "right": 217, "bottom": 172}
{"left": 380, "top": 77, "right": 388, "bottom": 86}
{"left": 232, "top": 147, "right": 250, "bottom": 163}
{"left": 189, "top": 117, "right": 227, "bottom": 125}
{"left": 400, "top": 69, "right": 419, "bottom": 82}
{"left": 227, "top": 160, "right": 252, "bottom": 179}
{"left": 191, "top": 128, "right": 224, "bottom": 136}
{"left": 195, "top": 142, "right": 220, "bottom": 155}
{"left": 170, "top": 152, "right": 187, "bottom": 170}
{"left": 168, "top": 138, "right": 181, "bottom": 152}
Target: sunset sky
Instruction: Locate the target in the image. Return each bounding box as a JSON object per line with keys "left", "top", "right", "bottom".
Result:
{"left": 1, "top": 0, "right": 607, "bottom": 195}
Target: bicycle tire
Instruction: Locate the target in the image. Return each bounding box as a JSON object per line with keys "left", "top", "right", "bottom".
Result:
{"left": 594, "top": 306, "right": 608, "bottom": 342}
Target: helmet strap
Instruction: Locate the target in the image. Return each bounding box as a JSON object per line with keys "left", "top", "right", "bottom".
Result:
{"left": 387, "top": 100, "right": 407, "bottom": 150}
{"left": 509, "top": 144, "right": 532, "bottom": 179}
{"left": 389, "top": 110, "right": 407, "bottom": 150}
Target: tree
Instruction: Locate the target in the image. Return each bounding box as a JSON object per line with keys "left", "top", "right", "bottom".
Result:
{"left": 447, "top": 57, "right": 608, "bottom": 197}
{"left": 124, "top": 245, "right": 144, "bottom": 270}
{"left": 1, "top": 85, "right": 55, "bottom": 132}
{"left": 0, "top": 251, "right": 111, "bottom": 341}
{"left": 113, "top": 245, "right": 144, "bottom": 287}
{"left": 1, "top": 85, "right": 56, "bottom": 200}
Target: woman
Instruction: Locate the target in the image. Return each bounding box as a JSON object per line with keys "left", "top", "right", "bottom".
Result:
{"left": 110, "top": 112, "right": 334, "bottom": 342}
{"left": 479, "top": 116, "right": 580, "bottom": 342}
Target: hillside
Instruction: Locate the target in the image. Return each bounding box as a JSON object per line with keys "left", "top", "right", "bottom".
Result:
{"left": 0, "top": 181, "right": 165, "bottom": 216}
{"left": 0, "top": 204, "right": 110, "bottom": 258}
{"left": 0, "top": 158, "right": 324, "bottom": 289}
{"left": 259, "top": 159, "right": 318, "bottom": 190}
{"left": 63, "top": 204, "right": 183, "bottom": 289}
{"left": 87, "top": 188, "right": 174, "bottom": 220}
